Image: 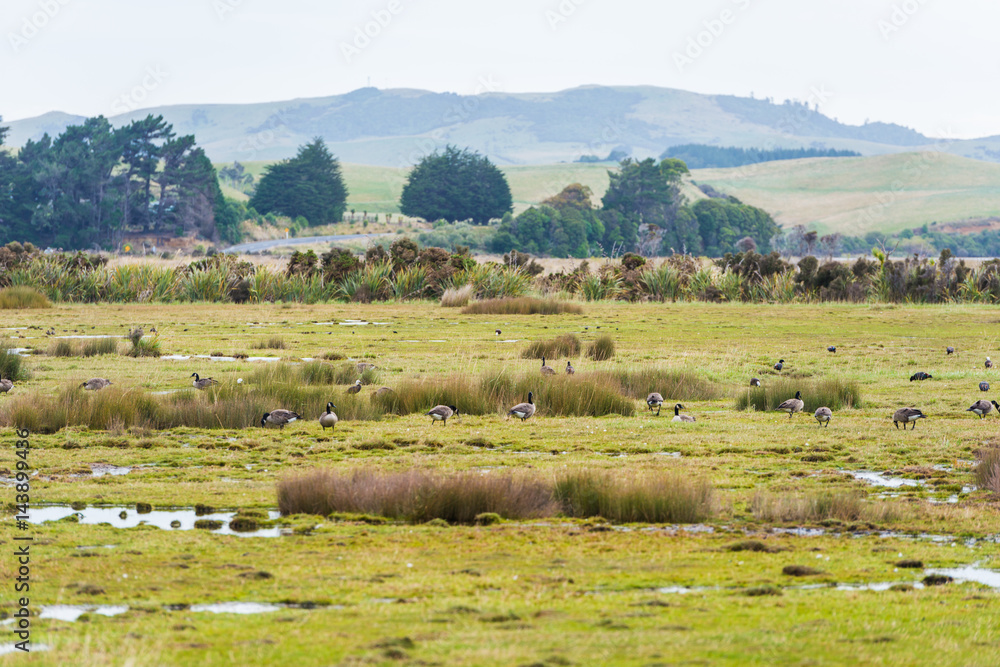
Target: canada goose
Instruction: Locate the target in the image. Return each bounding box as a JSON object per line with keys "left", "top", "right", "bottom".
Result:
{"left": 750, "top": 378, "right": 761, "bottom": 387}
{"left": 346, "top": 380, "right": 362, "bottom": 394}
{"left": 946, "top": 346, "right": 954, "bottom": 355}
{"left": 980, "top": 381, "right": 990, "bottom": 392}
{"left": 966, "top": 400, "right": 1000, "bottom": 419}
{"left": 319, "top": 402, "right": 338, "bottom": 431}
{"left": 987, "top": 357, "right": 993, "bottom": 369}
{"left": 81, "top": 378, "right": 112, "bottom": 391}
{"left": 373, "top": 386, "right": 394, "bottom": 397}
{"left": 508, "top": 392, "right": 535, "bottom": 421}
{"left": 540, "top": 357, "right": 555, "bottom": 375}
{"left": 909, "top": 372, "right": 932, "bottom": 382}
{"left": 0, "top": 379, "right": 12, "bottom": 393}
{"left": 427, "top": 404, "right": 458, "bottom": 426}
{"left": 672, "top": 403, "right": 695, "bottom": 422}
{"left": 775, "top": 391, "right": 804, "bottom": 418}
{"left": 190, "top": 372, "right": 218, "bottom": 389}
{"left": 774, "top": 359, "right": 784, "bottom": 372}
{"left": 827, "top": 346, "right": 836, "bottom": 353}
{"left": 261, "top": 409, "right": 300, "bottom": 429}
{"left": 495, "top": 329, "right": 501, "bottom": 335}
{"left": 892, "top": 407, "right": 925, "bottom": 430}
{"left": 566, "top": 361, "right": 575, "bottom": 375}
{"left": 356, "top": 361, "right": 376, "bottom": 373}
{"left": 646, "top": 392, "right": 664, "bottom": 416}
{"left": 814, "top": 407, "right": 832, "bottom": 427}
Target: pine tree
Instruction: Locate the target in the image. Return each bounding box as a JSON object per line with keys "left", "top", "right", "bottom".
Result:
{"left": 399, "top": 146, "right": 512, "bottom": 224}
{"left": 249, "top": 138, "right": 347, "bottom": 225}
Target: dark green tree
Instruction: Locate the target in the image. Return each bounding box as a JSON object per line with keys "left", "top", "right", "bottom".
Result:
{"left": 399, "top": 146, "right": 512, "bottom": 224}
{"left": 250, "top": 138, "right": 347, "bottom": 225}
{"left": 601, "top": 157, "right": 695, "bottom": 255}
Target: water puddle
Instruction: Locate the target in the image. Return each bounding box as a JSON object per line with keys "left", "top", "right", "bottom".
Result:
{"left": 40, "top": 605, "right": 129, "bottom": 622}
{"left": 656, "top": 586, "right": 719, "bottom": 594}
{"left": 925, "top": 566, "right": 1000, "bottom": 588}
{"left": 89, "top": 464, "right": 132, "bottom": 478}
{"left": 339, "top": 320, "right": 389, "bottom": 326}
{"left": 26, "top": 505, "right": 284, "bottom": 538}
{"left": 189, "top": 602, "right": 282, "bottom": 614}
{"left": 843, "top": 470, "right": 925, "bottom": 488}
{"left": 5, "top": 347, "right": 32, "bottom": 355}
{"left": 160, "top": 354, "right": 281, "bottom": 362}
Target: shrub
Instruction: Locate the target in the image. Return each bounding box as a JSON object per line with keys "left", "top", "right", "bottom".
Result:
{"left": 735, "top": 378, "right": 862, "bottom": 412}
{"left": 586, "top": 335, "right": 615, "bottom": 361}
{"left": 462, "top": 298, "right": 583, "bottom": 315}
{"left": 522, "top": 334, "right": 581, "bottom": 360}
{"left": 974, "top": 447, "right": 1000, "bottom": 495}
{"left": 555, "top": 470, "right": 715, "bottom": 523}
{"left": 440, "top": 284, "right": 474, "bottom": 307}
{"left": 0, "top": 286, "right": 52, "bottom": 309}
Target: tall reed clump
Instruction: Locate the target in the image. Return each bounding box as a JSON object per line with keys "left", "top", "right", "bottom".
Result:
{"left": 522, "top": 334, "right": 581, "bottom": 359}
{"left": 277, "top": 469, "right": 558, "bottom": 523}
{"left": 592, "top": 368, "right": 722, "bottom": 402}
{"left": 49, "top": 340, "right": 76, "bottom": 357}
{"left": 2, "top": 383, "right": 161, "bottom": 433}
{"left": 461, "top": 297, "right": 583, "bottom": 315}
{"left": 83, "top": 338, "right": 119, "bottom": 357}
{"left": 974, "top": 448, "right": 1000, "bottom": 495}
{"left": 735, "top": 378, "right": 863, "bottom": 412}
{"left": 751, "top": 490, "right": 879, "bottom": 523}
{"left": 587, "top": 335, "right": 615, "bottom": 361}
{"left": 0, "top": 348, "right": 31, "bottom": 382}
{"left": 555, "top": 470, "right": 715, "bottom": 523}
{"left": 253, "top": 336, "right": 288, "bottom": 350}
{"left": 124, "top": 327, "right": 160, "bottom": 358}
{"left": 0, "top": 286, "right": 52, "bottom": 309}
{"left": 294, "top": 361, "right": 378, "bottom": 387}
{"left": 440, "top": 284, "right": 474, "bottom": 307}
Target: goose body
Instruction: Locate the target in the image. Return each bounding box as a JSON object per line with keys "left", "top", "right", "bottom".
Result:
{"left": 356, "top": 361, "right": 376, "bottom": 373}
{"left": 319, "top": 402, "right": 338, "bottom": 431}
{"left": 509, "top": 392, "right": 535, "bottom": 421}
{"left": 909, "top": 372, "right": 932, "bottom": 382}
{"left": 892, "top": 407, "right": 925, "bottom": 430}
{"left": 775, "top": 391, "right": 804, "bottom": 418}
{"left": 540, "top": 357, "right": 555, "bottom": 375}
{"left": 0, "top": 379, "right": 12, "bottom": 393}
{"left": 671, "top": 403, "right": 695, "bottom": 423}
{"left": 814, "top": 407, "right": 832, "bottom": 427}
{"left": 827, "top": 346, "right": 836, "bottom": 353}
{"left": 566, "top": 361, "right": 575, "bottom": 375}
{"left": 190, "top": 372, "right": 218, "bottom": 389}
{"left": 750, "top": 378, "right": 761, "bottom": 387}
{"left": 261, "top": 409, "right": 301, "bottom": 429}
{"left": 81, "top": 378, "right": 112, "bottom": 391}
{"left": 946, "top": 346, "right": 954, "bottom": 355}
{"left": 427, "top": 404, "right": 457, "bottom": 426}
{"left": 774, "top": 359, "right": 784, "bottom": 372}
{"left": 346, "top": 380, "right": 362, "bottom": 394}
{"left": 966, "top": 400, "right": 999, "bottom": 419}
{"left": 646, "top": 392, "right": 664, "bottom": 416}
{"left": 980, "top": 381, "right": 990, "bottom": 392}
{"left": 373, "top": 386, "right": 394, "bottom": 397}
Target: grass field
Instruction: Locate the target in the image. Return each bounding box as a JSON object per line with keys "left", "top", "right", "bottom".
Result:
{"left": 1, "top": 300, "right": 998, "bottom": 665}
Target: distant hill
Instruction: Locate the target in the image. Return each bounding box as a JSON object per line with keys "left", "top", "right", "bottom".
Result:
{"left": 8, "top": 85, "right": 1000, "bottom": 166}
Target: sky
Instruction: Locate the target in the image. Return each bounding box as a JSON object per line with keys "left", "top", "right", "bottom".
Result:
{"left": 2, "top": 0, "right": 999, "bottom": 138}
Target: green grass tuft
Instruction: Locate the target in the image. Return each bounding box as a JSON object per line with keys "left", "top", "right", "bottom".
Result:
{"left": 586, "top": 335, "right": 616, "bottom": 361}
{"left": 0, "top": 286, "right": 52, "bottom": 309}
{"left": 735, "top": 377, "right": 863, "bottom": 412}
{"left": 555, "top": 470, "right": 715, "bottom": 523}
{"left": 522, "top": 334, "right": 581, "bottom": 360}
{"left": 462, "top": 297, "right": 583, "bottom": 315}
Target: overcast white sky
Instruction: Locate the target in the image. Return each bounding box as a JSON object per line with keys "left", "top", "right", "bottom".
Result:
{"left": 2, "top": 0, "right": 998, "bottom": 138}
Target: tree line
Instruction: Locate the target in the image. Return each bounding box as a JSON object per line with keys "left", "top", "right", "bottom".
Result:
{"left": 661, "top": 144, "right": 860, "bottom": 169}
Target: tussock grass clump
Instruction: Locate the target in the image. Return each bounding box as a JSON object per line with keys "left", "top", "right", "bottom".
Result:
{"left": 277, "top": 469, "right": 558, "bottom": 524}
{"left": 253, "top": 336, "right": 288, "bottom": 350}
{"left": 586, "top": 335, "right": 615, "bottom": 361}
{"left": 555, "top": 470, "right": 715, "bottom": 523}
{"left": 83, "top": 338, "right": 119, "bottom": 357}
{"left": 735, "top": 377, "right": 863, "bottom": 412}
{"left": 593, "top": 368, "right": 722, "bottom": 402}
{"left": 751, "top": 490, "right": 874, "bottom": 523}
{"left": 973, "top": 447, "right": 1000, "bottom": 495}
{"left": 125, "top": 335, "right": 160, "bottom": 358}
{"left": 522, "top": 334, "right": 581, "bottom": 360}
{"left": 440, "top": 284, "right": 474, "bottom": 307}
{"left": 0, "top": 286, "right": 52, "bottom": 309}
{"left": 0, "top": 348, "right": 30, "bottom": 382}
{"left": 50, "top": 340, "right": 76, "bottom": 357}
{"left": 462, "top": 297, "right": 583, "bottom": 315}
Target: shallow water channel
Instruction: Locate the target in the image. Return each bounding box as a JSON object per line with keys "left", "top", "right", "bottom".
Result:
{"left": 27, "top": 505, "right": 284, "bottom": 538}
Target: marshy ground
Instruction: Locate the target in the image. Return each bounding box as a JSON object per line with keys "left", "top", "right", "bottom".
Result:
{"left": 1, "top": 301, "right": 999, "bottom": 666}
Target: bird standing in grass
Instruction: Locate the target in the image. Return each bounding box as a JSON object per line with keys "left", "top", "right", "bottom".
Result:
{"left": 646, "top": 392, "right": 664, "bottom": 416}
{"left": 426, "top": 404, "right": 457, "bottom": 426}
{"left": 347, "top": 379, "right": 362, "bottom": 394}
{"left": 909, "top": 372, "right": 932, "bottom": 382}
{"left": 774, "top": 359, "right": 784, "bottom": 372}
{"left": 750, "top": 378, "right": 761, "bottom": 387}
{"left": 508, "top": 392, "right": 535, "bottom": 421}
{"left": 966, "top": 400, "right": 999, "bottom": 419}
{"left": 775, "top": 391, "right": 804, "bottom": 418}
{"left": 540, "top": 357, "right": 555, "bottom": 375}
{"left": 827, "top": 346, "right": 836, "bottom": 353}
{"left": 947, "top": 346, "right": 954, "bottom": 355}
{"left": 672, "top": 404, "right": 695, "bottom": 422}
{"left": 261, "top": 410, "right": 301, "bottom": 429}
{"left": 0, "top": 378, "right": 12, "bottom": 394}
{"left": 814, "top": 407, "right": 832, "bottom": 427}
{"left": 980, "top": 381, "right": 990, "bottom": 392}
{"left": 190, "top": 373, "right": 218, "bottom": 389}
{"left": 319, "top": 403, "right": 338, "bottom": 431}
{"left": 987, "top": 357, "right": 993, "bottom": 369}
{"left": 81, "top": 378, "right": 112, "bottom": 391}
{"left": 892, "top": 407, "right": 925, "bottom": 430}
{"left": 566, "top": 361, "right": 575, "bottom": 375}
